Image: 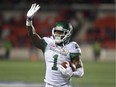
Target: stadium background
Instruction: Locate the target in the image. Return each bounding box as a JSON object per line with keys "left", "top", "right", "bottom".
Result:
{"left": 0, "top": 0, "right": 115, "bottom": 87}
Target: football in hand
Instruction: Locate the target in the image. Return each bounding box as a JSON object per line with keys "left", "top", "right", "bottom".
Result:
{"left": 61, "top": 61, "right": 77, "bottom": 72}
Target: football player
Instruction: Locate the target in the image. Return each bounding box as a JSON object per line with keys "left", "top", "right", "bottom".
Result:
{"left": 26, "top": 3, "right": 84, "bottom": 87}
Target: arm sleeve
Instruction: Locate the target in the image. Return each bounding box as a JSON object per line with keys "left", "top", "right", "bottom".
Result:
{"left": 26, "top": 19, "right": 47, "bottom": 51}
{"left": 72, "top": 59, "right": 84, "bottom": 77}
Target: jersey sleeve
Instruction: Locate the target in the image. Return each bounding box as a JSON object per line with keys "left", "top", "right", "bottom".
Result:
{"left": 69, "top": 42, "right": 81, "bottom": 60}
{"left": 42, "top": 37, "right": 52, "bottom": 52}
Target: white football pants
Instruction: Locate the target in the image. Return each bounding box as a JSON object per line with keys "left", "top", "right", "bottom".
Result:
{"left": 45, "top": 83, "right": 71, "bottom": 87}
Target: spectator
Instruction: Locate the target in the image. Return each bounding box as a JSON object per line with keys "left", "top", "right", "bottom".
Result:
{"left": 93, "top": 41, "right": 101, "bottom": 61}
{"left": 3, "top": 39, "right": 12, "bottom": 59}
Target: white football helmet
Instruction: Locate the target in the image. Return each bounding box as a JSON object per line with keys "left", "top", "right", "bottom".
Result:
{"left": 52, "top": 21, "right": 73, "bottom": 44}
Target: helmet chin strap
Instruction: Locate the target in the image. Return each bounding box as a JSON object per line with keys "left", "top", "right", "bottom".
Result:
{"left": 55, "top": 38, "right": 69, "bottom": 46}
{"left": 53, "top": 33, "right": 70, "bottom": 46}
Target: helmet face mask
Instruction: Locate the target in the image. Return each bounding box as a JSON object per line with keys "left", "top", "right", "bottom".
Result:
{"left": 52, "top": 21, "right": 73, "bottom": 44}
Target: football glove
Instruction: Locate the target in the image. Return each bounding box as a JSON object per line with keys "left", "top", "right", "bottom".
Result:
{"left": 59, "top": 62, "right": 73, "bottom": 77}
{"left": 27, "top": 3, "right": 40, "bottom": 18}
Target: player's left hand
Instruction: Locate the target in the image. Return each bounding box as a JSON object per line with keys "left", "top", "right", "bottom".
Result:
{"left": 59, "top": 62, "right": 73, "bottom": 77}
{"left": 27, "top": 3, "right": 40, "bottom": 18}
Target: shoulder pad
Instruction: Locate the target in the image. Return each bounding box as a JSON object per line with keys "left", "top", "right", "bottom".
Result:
{"left": 43, "top": 36, "right": 54, "bottom": 44}
{"left": 68, "top": 41, "right": 81, "bottom": 54}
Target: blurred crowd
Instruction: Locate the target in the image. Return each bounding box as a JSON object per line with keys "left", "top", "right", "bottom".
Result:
{"left": 0, "top": 8, "right": 81, "bottom": 48}
{"left": 0, "top": 0, "right": 114, "bottom": 4}
{"left": 0, "top": 1, "right": 115, "bottom": 50}
{"left": 85, "top": 16, "right": 115, "bottom": 49}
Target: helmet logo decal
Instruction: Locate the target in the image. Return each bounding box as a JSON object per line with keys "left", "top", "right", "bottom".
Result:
{"left": 55, "top": 26, "right": 63, "bottom": 30}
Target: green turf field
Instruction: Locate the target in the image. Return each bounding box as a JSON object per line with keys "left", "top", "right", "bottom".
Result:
{"left": 0, "top": 59, "right": 115, "bottom": 87}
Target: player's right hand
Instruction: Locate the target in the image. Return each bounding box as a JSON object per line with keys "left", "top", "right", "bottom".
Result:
{"left": 59, "top": 62, "right": 73, "bottom": 77}
{"left": 27, "top": 3, "right": 40, "bottom": 18}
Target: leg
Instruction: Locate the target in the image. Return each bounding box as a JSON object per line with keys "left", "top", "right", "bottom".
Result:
{"left": 45, "top": 83, "right": 71, "bottom": 87}
{"left": 61, "top": 83, "right": 71, "bottom": 87}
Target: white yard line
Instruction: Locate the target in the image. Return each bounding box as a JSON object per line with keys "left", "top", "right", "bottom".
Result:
{"left": 0, "top": 82, "right": 44, "bottom": 87}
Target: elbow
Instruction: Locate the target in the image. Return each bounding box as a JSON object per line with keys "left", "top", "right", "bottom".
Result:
{"left": 76, "top": 68, "right": 84, "bottom": 78}
{"left": 78, "top": 70, "right": 84, "bottom": 77}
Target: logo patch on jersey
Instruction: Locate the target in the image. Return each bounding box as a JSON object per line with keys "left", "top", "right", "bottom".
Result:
{"left": 61, "top": 48, "right": 69, "bottom": 55}
{"left": 49, "top": 43, "right": 69, "bottom": 56}
{"left": 49, "top": 44, "right": 56, "bottom": 48}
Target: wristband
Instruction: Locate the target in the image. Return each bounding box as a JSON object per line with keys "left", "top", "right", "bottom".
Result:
{"left": 26, "top": 20, "right": 32, "bottom": 26}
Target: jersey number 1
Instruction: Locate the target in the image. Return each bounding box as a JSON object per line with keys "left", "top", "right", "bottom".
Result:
{"left": 52, "top": 54, "right": 58, "bottom": 70}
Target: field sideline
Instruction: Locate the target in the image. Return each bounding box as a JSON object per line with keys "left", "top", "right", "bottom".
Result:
{"left": 0, "top": 59, "right": 115, "bottom": 87}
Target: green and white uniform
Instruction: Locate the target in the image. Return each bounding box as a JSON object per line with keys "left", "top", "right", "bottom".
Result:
{"left": 26, "top": 19, "right": 84, "bottom": 87}
{"left": 42, "top": 36, "right": 81, "bottom": 86}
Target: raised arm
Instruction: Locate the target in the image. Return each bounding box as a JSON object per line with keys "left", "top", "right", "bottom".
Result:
{"left": 26, "top": 3, "right": 45, "bottom": 50}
